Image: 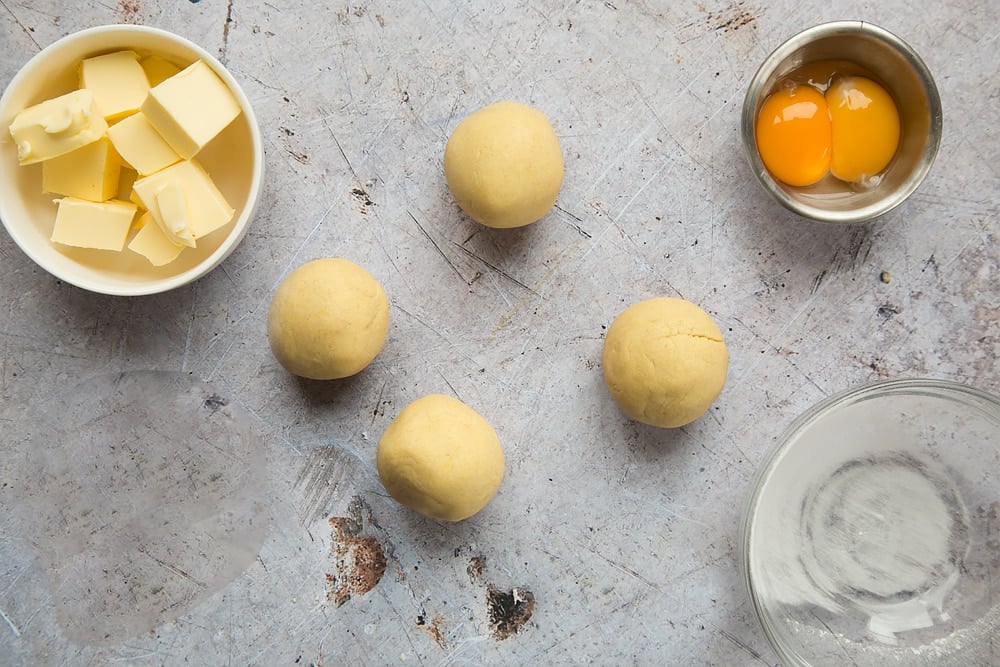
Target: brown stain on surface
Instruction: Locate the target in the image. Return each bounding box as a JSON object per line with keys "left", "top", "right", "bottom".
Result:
{"left": 467, "top": 555, "right": 485, "bottom": 584}
{"left": 416, "top": 613, "right": 448, "bottom": 649}
{"left": 325, "top": 516, "right": 387, "bottom": 606}
{"left": 118, "top": 0, "right": 140, "bottom": 24}
{"left": 351, "top": 186, "right": 375, "bottom": 214}
{"left": 486, "top": 585, "right": 535, "bottom": 640}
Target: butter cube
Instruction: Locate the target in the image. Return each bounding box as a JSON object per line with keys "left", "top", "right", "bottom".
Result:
{"left": 107, "top": 112, "right": 181, "bottom": 176}
{"left": 154, "top": 180, "right": 196, "bottom": 248}
{"left": 8, "top": 89, "right": 108, "bottom": 165}
{"left": 129, "top": 187, "right": 144, "bottom": 210}
{"left": 79, "top": 50, "right": 149, "bottom": 122}
{"left": 117, "top": 167, "right": 139, "bottom": 203}
{"left": 41, "top": 136, "right": 122, "bottom": 202}
{"left": 128, "top": 211, "right": 186, "bottom": 266}
{"left": 140, "top": 55, "right": 182, "bottom": 86}
{"left": 132, "top": 160, "right": 234, "bottom": 239}
{"left": 51, "top": 197, "right": 137, "bottom": 251}
{"left": 141, "top": 60, "right": 241, "bottom": 159}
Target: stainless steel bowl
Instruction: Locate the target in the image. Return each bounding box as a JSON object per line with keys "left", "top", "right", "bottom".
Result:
{"left": 741, "top": 21, "right": 942, "bottom": 223}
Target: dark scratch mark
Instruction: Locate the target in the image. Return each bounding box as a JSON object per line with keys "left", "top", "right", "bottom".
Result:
{"left": 370, "top": 379, "right": 388, "bottom": 425}
{"left": 708, "top": 1, "right": 758, "bottom": 34}
{"left": 810, "top": 611, "right": 860, "bottom": 666}
{"left": 590, "top": 548, "right": 661, "bottom": 590}
{"left": 831, "top": 225, "right": 873, "bottom": 274}
{"left": 407, "top": 211, "right": 466, "bottom": 283}
{"left": 437, "top": 369, "right": 461, "bottom": 400}
{"left": 221, "top": 0, "right": 235, "bottom": 64}
{"left": 286, "top": 149, "right": 309, "bottom": 164}
{"left": 323, "top": 113, "right": 358, "bottom": 179}
{"left": 137, "top": 547, "right": 207, "bottom": 588}
{"left": 717, "top": 628, "right": 770, "bottom": 665}
{"left": 1, "top": 0, "right": 40, "bottom": 49}
{"left": 553, "top": 204, "right": 592, "bottom": 238}
{"left": 451, "top": 242, "right": 539, "bottom": 295}
{"left": 295, "top": 447, "right": 347, "bottom": 525}
{"left": 811, "top": 269, "right": 827, "bottom": 294}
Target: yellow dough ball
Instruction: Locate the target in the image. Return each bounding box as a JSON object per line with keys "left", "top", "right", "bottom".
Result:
{"left": 267, "top": 258, "right": 389, "bottom": 380}
{"left": 602, "top": 297, "right": 728, "bottom": 428}
{"left": 443, "top": 100, "right": 564, "bottom": 229}
{"left": 377, "top": 394, "right": 505, "bottom": 522}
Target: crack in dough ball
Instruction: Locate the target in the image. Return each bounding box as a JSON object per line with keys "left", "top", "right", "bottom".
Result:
{"left": 444, "top": 100, "right": 564, "bottom": 229}
{"left": 602, "top": 297, "right": 728, "bottom": 428}
{"left": 267, "top": 258, "right": 389, "bottom": 380}
{"left": 377, "top": 394, "right": 505, "bottom": 522}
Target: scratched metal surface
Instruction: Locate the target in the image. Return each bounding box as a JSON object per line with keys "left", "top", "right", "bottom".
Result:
{"left": 1, "top": 1, "right": 998, "bottom": 665}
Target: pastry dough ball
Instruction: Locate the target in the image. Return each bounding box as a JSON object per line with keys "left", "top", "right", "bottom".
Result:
{"left": 377, "top": 394, "right": 505, "bottom": 522}
{"left": 267, "top": 258, "right": 389, "bottom": 380}
{"left": 602, "top": 297, "right": 728, "bottom": 428}
{"left": 444, "top": 100, "right": 564, "bottom": 229}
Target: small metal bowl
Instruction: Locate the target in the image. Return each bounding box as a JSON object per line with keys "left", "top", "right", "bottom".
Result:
{"left": 741, "top": 21, "right": 942, "bottom": 223}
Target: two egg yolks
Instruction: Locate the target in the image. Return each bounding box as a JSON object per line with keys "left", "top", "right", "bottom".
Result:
{"left": 755, "top": 76, "right": 901, "bottom": 187}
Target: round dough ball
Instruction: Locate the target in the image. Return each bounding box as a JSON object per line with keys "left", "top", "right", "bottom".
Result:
{"left": 602, "top": 297, "right": 728, "bottom": 428}
{"left": 444, "top": 100, "right": 564, "bottom": 229}
{"left": 267, "top": 258, "right": 389, "bottom": 380}
{"left": 377, "top": 394, "right": 505, "bottom": 522}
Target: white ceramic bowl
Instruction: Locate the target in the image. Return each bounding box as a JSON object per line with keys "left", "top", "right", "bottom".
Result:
{"left": 0, "top": 25, "right": 263, "bottom": 296}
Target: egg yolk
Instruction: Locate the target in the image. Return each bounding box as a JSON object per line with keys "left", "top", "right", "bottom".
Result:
{"left": 825, "top": 76, "right": 901, "bottom": 183}
{"left": 755, "top": 86, "right": 831, "bottom": 187}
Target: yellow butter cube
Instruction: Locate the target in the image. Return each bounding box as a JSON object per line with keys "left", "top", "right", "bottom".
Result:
{"left": 8, "top": 89, "right": 108, "bottom": 165}
{"left": 128, "top": 211, "right": 186, "bottom": 266}
{"left": 107, "top": 112, "right": 181, "bottom": 176}
{"left": 117, "top": 167, "right": 139, "bottom": 203}
{"left": 51, "top": 197, "right": 137, "bottom": 251}
{"left": 41, "top": 136, "right": 122, "bottom": 202}
{"left": 132, "top": 160, "right": 234, "bottom": 239}
{"left": 141, "top": 60, "right": 241, "bottom": 159}
{"left": 140, "top": 55, "right": 182, "bottom": 86}
{"left": 79, "top": 50, "right": 149, "bottom": 122}
{"left": 154, "top": 180, "right": 196, "bottom": 248}
{"left": 118, "top": 168, "right": 144, "bottom": 231}
{"left": 129, "top": 187, "right": 144, "bottom": 210}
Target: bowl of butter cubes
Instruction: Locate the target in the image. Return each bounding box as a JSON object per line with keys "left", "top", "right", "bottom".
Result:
{"left": 0, "top": 25, "right": 263, "bottom": 296}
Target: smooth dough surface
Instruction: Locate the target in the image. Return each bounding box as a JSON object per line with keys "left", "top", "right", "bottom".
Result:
{"left": 267, "top": 258, "right": 389, "bottom": 380}
{"left": 377, "top": 394, "right": 505, "bottom": 522}
{"left": 602, "top": 297, "right": 728, "bottom": 428}
{"left": 443, "top": 100, "right": 564, "bottom": 229}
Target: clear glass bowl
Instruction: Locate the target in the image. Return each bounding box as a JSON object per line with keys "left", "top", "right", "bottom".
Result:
{"left": 742, "top": 379, "right": 1000, "bottom": 666}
